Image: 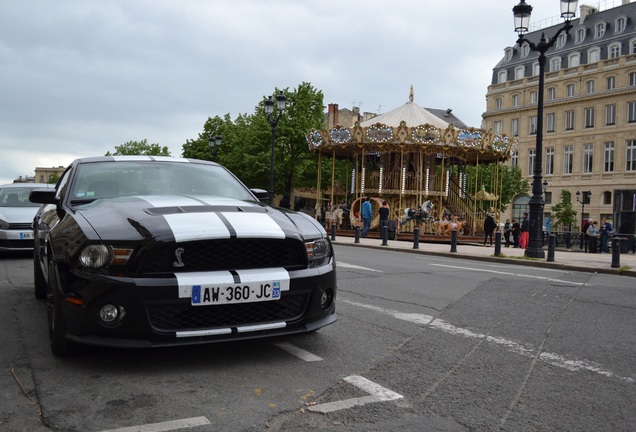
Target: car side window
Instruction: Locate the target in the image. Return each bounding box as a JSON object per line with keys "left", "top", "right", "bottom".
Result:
{"left": 55, "top": 167, "right": 73, "bottom": 201}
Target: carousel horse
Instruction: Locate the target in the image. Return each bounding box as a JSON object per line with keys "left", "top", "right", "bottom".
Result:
{"left": 401, "top": 200, "right": 434, "bottom": 225}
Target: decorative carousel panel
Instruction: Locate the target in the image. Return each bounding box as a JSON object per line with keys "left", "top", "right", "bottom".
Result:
{"left": 307, "top": 130, "right": 323, "bottom": 151}
{"left": 365, "top": 124, "right": 394, "bottom": 144}
{"left": 457, "top": 129, "right": 482, "bottom": 150}
{"left": 491, "top": 134, "right": 510, "bottom": 153}
{"left": 411, "top": 124, "right": 441, "bottom": 145}
{"left": 330, "top": 126, "right": 352, "bottom": 145}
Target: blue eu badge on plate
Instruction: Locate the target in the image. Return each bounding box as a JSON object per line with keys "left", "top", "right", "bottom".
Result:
{"left": 272, "top": 281, "right": 280, "bottom": 299}
{"left": 192, "top": 285, "right": 201, "bottom": 304}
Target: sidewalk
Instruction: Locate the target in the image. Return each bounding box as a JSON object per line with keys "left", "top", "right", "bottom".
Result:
{"left": 331, "top": 235, "right": 636, "bottom": 277}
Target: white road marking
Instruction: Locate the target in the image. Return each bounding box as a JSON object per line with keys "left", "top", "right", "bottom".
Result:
{"left": 275, "top": 342, "right": 323, "bottom": 362}
{"left": 341, "top": 299, "right": 634, "bottom": 384}
{"left": 307, "top": 375, "right": 403, "bottom": 413}
{"left": 100, "top": 416, "right": 210, "bottom": 432}
{"left": 429, "top": 263, "right": 586, "bottom": 286}
{"left": 338, "top": 262, "right": 383, "bottom": 272}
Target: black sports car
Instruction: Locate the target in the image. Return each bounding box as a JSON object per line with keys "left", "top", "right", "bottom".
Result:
{"left": 30, "top": 156, "right": 336, "bottom": 356}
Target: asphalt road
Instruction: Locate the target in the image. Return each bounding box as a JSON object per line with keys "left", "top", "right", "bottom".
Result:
{"left": 1, "top": 245, "right": 635, "bottom": 431}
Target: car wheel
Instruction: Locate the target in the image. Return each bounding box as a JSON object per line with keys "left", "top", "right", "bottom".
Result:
{"left": 47, "top": 264, "right": 81, "bottom": 356}
{"left": 34, "top": 251, "right": 47, "bottom": 300}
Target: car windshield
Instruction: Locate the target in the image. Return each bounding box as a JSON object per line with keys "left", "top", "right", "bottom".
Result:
{"left": 69, "top": 161, "right": 255, "bottom": 203}
{"left": 0, "top": 187, "right": 42, "bottom": 208}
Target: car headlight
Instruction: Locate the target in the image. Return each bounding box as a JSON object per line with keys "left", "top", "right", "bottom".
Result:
{"left": 0, "top": 219, "right": 9, "bottom": 230}
{"left": 79, "top": 245, "right": 133, "bottom": 269}
{"left": 305, "top": 238, "right": 331, "bottom": 268}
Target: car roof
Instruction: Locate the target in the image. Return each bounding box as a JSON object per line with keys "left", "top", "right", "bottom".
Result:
{"left": 76, "top": 156, "right": 217, "bottom": 166}
{"left": 0, "top": 183, "right": 54, "bottom": 189}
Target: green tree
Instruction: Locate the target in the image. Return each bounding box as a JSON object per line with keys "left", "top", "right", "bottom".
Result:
{"left": 464, "top": 163, "right": 529, "bottom": 211}
{"left": 106, "top": 139, "right": 171, "bottom": 156}
{"left": 550, "top": 190, "right": 577, "bottom": 231}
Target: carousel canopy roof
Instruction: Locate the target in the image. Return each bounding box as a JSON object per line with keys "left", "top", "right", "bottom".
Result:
{"left": 306, "top": 87, "right": 517, "bottom": 163}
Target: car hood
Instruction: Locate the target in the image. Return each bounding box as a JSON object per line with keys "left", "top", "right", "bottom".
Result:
{"left": 74, "top": 195, "right": 326, "bottom": 243}
{"left": 0, "top": 206, "right": 41, "bottom": 224}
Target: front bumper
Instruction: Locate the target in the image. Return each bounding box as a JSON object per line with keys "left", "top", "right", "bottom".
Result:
{"left": 57, "top": 262, "right": 337, "bottom": 349}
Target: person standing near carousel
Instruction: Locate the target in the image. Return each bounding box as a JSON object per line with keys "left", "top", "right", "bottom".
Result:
{"left": 483, "top": 212, "right": 497, "bottom": 247}
{"left": 519, "top": 212, "right": 529, "bottom": 249}
{"left": 361, "top": 196, "right": 373, "bottom": 238}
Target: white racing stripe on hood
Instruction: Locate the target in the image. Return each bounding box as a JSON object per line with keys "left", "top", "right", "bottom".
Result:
{"left": 221, "top": 212, "right": 285, "bottom": 239}
{"left": 165, "top": 212, "right": 230, "bottom": 242}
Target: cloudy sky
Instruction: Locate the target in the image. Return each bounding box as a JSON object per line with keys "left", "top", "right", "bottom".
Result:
{"left": 1, "top": 0, "right": 571, "bottom": 185}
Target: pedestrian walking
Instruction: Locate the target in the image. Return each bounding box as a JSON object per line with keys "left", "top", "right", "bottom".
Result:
{"left": 519, "top": 212, "right": 529, "bottom": 249}
{"left": 504, "top": 219, "right": 511, "bottom": 247}
{"left": 361, "top": 196, "right": 372, "bottom": 238}
{"left": 599, "top": 218, "right": 613, "bottom": 253}
{"left": 587, "top": 220, "right": 599, "bottom": 253}
{"left": 379, "top": 201, "right": 389, "bottom": 229}
{"left": 511, "top": 219, "right": 520, "bottom": 248}
{"left": 484, "top": 213, "right": 497, "bottom": 246}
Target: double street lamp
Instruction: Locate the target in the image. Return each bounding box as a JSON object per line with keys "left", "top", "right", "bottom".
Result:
{"left": 208, "top": 134, "right": 222, "bottom": 161}
{"left": 512, "top": 0, "right": 578, "bottom": 258}
{"left": 576, "top": 190, "right": 591, "bottom": 227}
{"left": 265, "top": 90, "right": 287, "bottom": 205}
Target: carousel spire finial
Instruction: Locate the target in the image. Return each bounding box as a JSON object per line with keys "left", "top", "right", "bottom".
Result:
{"left": 409, "top": 85, "right": 414, "bottom": 103}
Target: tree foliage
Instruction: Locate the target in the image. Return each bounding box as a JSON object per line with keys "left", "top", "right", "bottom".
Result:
{"left": 463, "top": 163, "right": 529, "bottom": 211}
{"left": 106, "top": 139, "right": 171, "bottom": 156}
{"left": 550, "top": 190, "right": 577, "bottom": 231}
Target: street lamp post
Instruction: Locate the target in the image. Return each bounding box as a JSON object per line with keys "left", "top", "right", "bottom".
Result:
{"left": 208, "top": 134, "right": 222, "bottom": 161}
{"left": 512, "top": 0, "right": 578, "bottom": 259}
{"left": 576, "top": 190, "right": 591, "bottom": 249}
{"left": 265, "top": 90, "right": 287, "bottom": 205}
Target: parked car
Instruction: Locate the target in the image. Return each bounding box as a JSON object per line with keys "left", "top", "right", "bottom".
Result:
{"left": 0, "top": 182, "right": 54, "bottom": 251}
{"left": 30, "top": 156, "right": 337, "bottom": 356}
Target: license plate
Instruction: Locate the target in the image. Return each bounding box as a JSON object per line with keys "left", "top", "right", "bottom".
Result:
{"left": 19, "top": 232, "right": 33, "bottom": 239}
{"left": 191, "top": 280, "right": 281, "bottom": 306}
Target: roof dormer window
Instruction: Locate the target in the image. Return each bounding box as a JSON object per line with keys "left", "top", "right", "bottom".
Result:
{"left": 505, "top": 47, "right": 514, "bottom": 61}
{"left": 521, "top": 43, "right": 530, "bottom": 58}
{"left": 575, "top": 27, "right": 586, "bottom": 43}
{"left": 615, "top": 17, "right": 626, "bottom": 33}
{"left": 556, "top": 33, "right": 567, "bottom": 49}
{"left": 594, "top": 22, "right": 606, "bottom": 39}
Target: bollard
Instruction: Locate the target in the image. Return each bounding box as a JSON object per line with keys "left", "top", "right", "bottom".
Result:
{"left": 494, "top": 231, "right": 502, "bottom": 256}
{"left": 355, "top": 226, "right": 360, "bottom": 244}
{"left": 611, "top": 237, "right": 621, "bottom": 268}
{"left": 547, "top": 234, "right": 556, "bottom": 262}
{"left": 450, "top": 229, "right": 458, "bottom": 253}
{"left": 331, "top": 223, "right": 336, "bottom": 241}
{"left": 413, "top": 227, "right": 420, "bottom": 250}
{"left": 565, "top": 231, "right": 572, "bottom": 249}
{"left": 381, "top": 225, "right": 388, "bottom": 246}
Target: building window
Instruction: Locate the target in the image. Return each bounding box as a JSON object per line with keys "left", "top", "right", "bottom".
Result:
{"left": 575, "top": 27, "right": 586, "bottom": 43}
{"left": 615, "top": 17, "right": 626, "bottom": 33}
{"left": 511, "top": 150, "right": 518, "bottom": 167}
{"left": 604, "top": 142, "right": 615, "bottom": 173}
{"left": 606, "top": 76, "right": 616, "bottom": 90}
{"left": 546, "top": 112, "right": 556, "bottom": 133}
{"left": 547, "top": 87, "right": 556, "bottom": 101}
{"left": 585, "top": 80, "right": 595, "bottom": 94}
{"left": 583, "top": 144, "right": 593, "bottom": 173}
{"left": 605, "top": 104, "right": 616, "bottom": 126}
{"left": 512, "top": 94, "right": 520, "bottom": 107}
{"left": 630, "top": 72, "right": 636, "bottom": 87}
{"left": 627, "top": 140, "right": 636, "bottom": 172}
{"left": 628, "top": 101, "right": 636, "bottom": 123}
{"left": 514, "top": 66, "right": 525, "bottom": 80}
{"left": 584, "top": 107, "right": 595, "bottom": 128}
{"left": 495, "top": 98, "right": 502, "bottom": 110}
{"left": 521, "top": 43, "right": 530, "bottom": 57}
{"left": 566, "top": 83, "right": 575, "bottom": 97}
{"left": 529, "top": 115, "right": 537, "bottom": 135}
{"left": 564, "top": 145, "right": 573, "bottom": 174}
{"left": 530, "top": 91, "right": 538, "bottom": 104}
{"left": 528, "top": 149, "right": 536, "bottom": 175}
{"left": 511, "top": 118, "right": 519, "bottom": 137}
{"left": 608, "top": 43, "right": 621, "bottom": 59}
{"left": 631, "top": 39, "right": 636, "bottom": 55}
{"left": 565, "top": 110, "right": 575, "bottom": 131}
{"left": 568, "top": 52, "right": 580, "bottom": 67}
{"left": 505, "top": 48, "right": 513, "bottom": 61}
{"left": 550, "top": 57, "right": 561, "bottom": 72}
{"left": 588, "top": 48, "right": 601, "bottom": 63}
{"left": 532, "top": 63, "right": 540, "bottom": 76}
{"left": 594, "top": 22, "right": 606, "bottom": 38}
{"left": 498, "top": 70, "right": 507, "bottom": 83}
{"left": 545, "top": 147, "right": 554, "bottom": 175}
{"left": 556, "top": 33, "right": 567, "bottom": 48}
{"left": 494, "top": 120, "right": 503, "bottom": 134}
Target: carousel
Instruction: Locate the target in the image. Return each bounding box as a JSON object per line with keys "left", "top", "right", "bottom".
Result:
{"left": 306, "top": 88, "right": 518, "bottom": 237}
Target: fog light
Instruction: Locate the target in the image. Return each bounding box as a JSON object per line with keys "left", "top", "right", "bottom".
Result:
{"left": 99, "top": 304, "right": 120, "bottom": 323}
{"left": 320, "top": 289, "right": 334, "bottom": 309}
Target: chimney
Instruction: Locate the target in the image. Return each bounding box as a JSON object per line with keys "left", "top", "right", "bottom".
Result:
{"left": 328, "top": 103, "right": 339, "bottom": 127}
{"left": 579, "top": 4, "right": 597, "bottom": 23}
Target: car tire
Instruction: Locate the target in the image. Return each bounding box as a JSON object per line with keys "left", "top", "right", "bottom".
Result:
{"left": 34, "top": 251, "right": 47, "bottom": 300}
{"left": 47, "top": 264, "right": 81, "bottom": 356}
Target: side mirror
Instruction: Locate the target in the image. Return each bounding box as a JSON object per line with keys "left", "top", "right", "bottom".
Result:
{"left": 250, "top": 188, "right": 269, "bottom": 203}
{"left": 29, "top": 189, "right": 58, "bottom": 205}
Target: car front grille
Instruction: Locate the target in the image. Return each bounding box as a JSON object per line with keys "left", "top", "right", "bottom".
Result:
{"left": 138, "top": 238, "right": 307, "bottom": 273}
{"left": 146, "top": 292, "right": 309, "bottom": 331}
{"left": 8, "top": 223, "right": 32, "bottom": 230}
